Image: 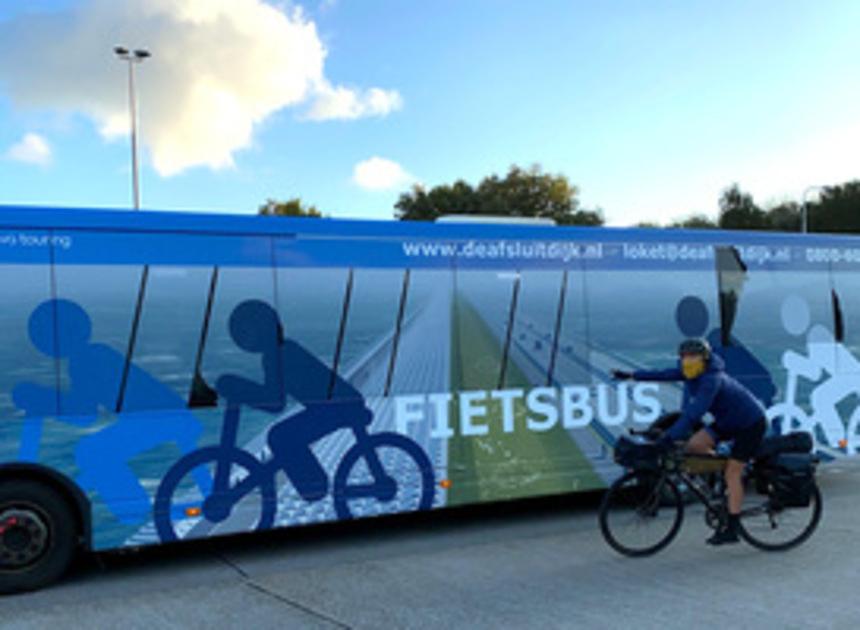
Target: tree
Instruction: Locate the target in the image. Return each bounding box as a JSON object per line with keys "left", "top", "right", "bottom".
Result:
{"left": 763, "top": 201, "right": 801, "bottom": 232}
{"left": 669, "top": 214, "right": 718, "bottom": 230}
{"left": 394, "top": 180, "right": 478, "bottom": 221}
{"left": 807, "top": 181, "right": 860, "bottom": 233}
{"left": 259, "top": 198, "right": 323, "bottom": 218}
{"left": 395, "top": 164, "right": 603, "bottom": 226}
{"left": 718, "top": 184, "right": 768, "bottom": 230}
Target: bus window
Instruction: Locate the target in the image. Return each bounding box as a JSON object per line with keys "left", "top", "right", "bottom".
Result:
{"left": 728, "top": 250, "right": 834, "bottom": 410}
{"left": 121, "top": 265, "right": 213, "bottom": 408}
{"left": 52, "top": 263, "right": 144, "bottom": 416}
{"left": 198, "top": 265, "right": 281, "bottom": 409}
{"left": 585, "top": 261, "right": 719, "bottom": 373}
{"left": 829, "top": 270, "right": 860, "bottom": 374}
{"left": 275, "top": 266, "right": 351, "bottom": 402}
{"left": 386, "top": 268, "right": 456, "bottom": 396}
{"left": 452, "top": 268, "right": 519, "bottom": 391}
{"left": 0, "top": 230, "right": 57, "bottom": 462}
{"left": 331, "top": 268, "right": 403, "bottom": 400}
{"left": 546, "top": 266, "right": 591, "bottom": 389}
{"left": 503, "top": 269, "right": 566, "bottom": 389}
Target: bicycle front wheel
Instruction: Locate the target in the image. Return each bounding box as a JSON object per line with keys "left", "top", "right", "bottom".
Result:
{"left": 738, "top": 482, "right": 822, "bottom": 551}
{"left": 599, "top": 470, "right": 684, "bottom": 557}
{"left": 154, "top": 446, "right": 276, "bottom": 543}
{"left": 332, "top": 433, "right": 435, "bottom": 520}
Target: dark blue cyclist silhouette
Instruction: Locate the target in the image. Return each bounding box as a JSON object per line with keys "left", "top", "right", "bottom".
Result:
{"left": 675, "top": 295, "right": 775, "bottom": 406}
{"left": 214, "top": 299, "right": 372, "bottom": 500}
{"left": 12, "top": 299, "right": 205, "bottom": 524}
{"left": 154, "top": 299, "right": 435, "bottom": 542}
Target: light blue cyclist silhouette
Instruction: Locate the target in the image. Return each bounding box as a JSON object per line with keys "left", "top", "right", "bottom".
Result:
{"left": 675, "top": 295, "right": 775, "bottom": 406}
{"left": 12, "top": 299, "right": 206, "bottom": 525}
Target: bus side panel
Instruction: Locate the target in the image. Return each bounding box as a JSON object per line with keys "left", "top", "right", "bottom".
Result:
{"left": 0, "top": 229, "right": 60, "bottom": 465}
{"left": 43, "top": 229, "right": 275, "bottom": 550}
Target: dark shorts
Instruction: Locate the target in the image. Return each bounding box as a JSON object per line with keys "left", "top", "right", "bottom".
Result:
{"left": 706, "top": 417, "right": 767, "bottom": 461}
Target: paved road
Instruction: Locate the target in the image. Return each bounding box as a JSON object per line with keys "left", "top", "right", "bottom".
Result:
{"left": 4, "top": 460, "right": 858, "bottom": 629}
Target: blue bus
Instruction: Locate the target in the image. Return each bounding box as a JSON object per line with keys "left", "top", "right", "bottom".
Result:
{"left": 0, "top": 204, "right": 857, "bottom": 591}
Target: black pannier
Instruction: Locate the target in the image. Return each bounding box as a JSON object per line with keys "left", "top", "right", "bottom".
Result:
{"left": 756, "top": 431, "right": 813, "bottom": 459}
{"left": 766, "top": 453, "right": 816, "bottom": 508}
{"left": 614, "top": 435, "right": 662, "bottom": 470}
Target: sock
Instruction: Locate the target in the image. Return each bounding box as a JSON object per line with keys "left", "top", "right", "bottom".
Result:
{"left": 727, "top": 514, "right": 740, "bottom": 534}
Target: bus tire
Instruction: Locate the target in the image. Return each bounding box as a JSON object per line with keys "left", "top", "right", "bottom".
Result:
{"left": 0, "top": 480, "right": 78, "bottom": 594}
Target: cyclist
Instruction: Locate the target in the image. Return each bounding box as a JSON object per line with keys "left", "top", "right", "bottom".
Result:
{"left": 612, "top": 338, "right": 767, "bottom": 545}
{"left": 215, "top": 299, "right": 373, "bottom": 501}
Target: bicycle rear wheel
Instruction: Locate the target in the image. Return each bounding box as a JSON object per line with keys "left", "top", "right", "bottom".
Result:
{"left": 738, "top": 482, "right": 822, "bottom": 551}
{"left": 599, "top": 470, "right": 684, "bottom": 557}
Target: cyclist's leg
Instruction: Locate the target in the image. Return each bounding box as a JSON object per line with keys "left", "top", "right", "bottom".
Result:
{"left": 685, "top": 428, "right": 715, "bottom": 455}
{"left": 725, "top": 418, "right": 766, "bottom": 514}
{"left": 266, "top": 408, "right": 343, "bottom": 500}
{"left": 75, "top": 431, "right": 151, "bottom": 524}
{"left": 724, "top": 458, "right": 745, "bottom": 514}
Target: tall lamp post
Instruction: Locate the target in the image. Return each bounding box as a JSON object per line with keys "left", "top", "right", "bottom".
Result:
{"left": 801, "top": 184, "right": 826, "bottom": 234}
{"left": 114, "top": 46, "right": 150, "bottom": 210}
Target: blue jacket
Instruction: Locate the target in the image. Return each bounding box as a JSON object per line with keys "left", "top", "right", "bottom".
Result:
{"left": 633, "top": 354, "right": 765, "bottom": 440}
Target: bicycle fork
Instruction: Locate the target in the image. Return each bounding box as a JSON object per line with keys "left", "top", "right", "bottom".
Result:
{"left": 349, "top": 425, "right": 398, "bottom": 502}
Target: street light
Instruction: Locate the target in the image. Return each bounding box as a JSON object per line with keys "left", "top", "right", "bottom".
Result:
{"left": 114, "top": 46, "right": 151, "bottom": 210}
{"left": 801, "top": 184, "right": 827, "bottom": 233}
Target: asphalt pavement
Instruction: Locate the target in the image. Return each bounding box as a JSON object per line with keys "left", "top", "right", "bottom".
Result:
{"left": 3, "top": 459, "right": 859, "bottom": 629}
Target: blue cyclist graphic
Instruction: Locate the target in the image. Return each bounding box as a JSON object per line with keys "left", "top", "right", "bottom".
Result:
{"left": 12, "top": 299, "right": 206, "bottom": 525}
{"left": 675, "top": 295, "right": 775, "bottom": 407}
{"left": 153, "top": 299, "right": 435, "bottom": 542}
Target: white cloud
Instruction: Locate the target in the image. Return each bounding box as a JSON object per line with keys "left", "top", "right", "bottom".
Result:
{"left": 5, "top": 133, "right": 52, "bottom": 166}
{"left": 0, "top": 0, "right": 402, "bottom": 177}
{"left": 352, "top": 157, "right": 414, "bottom": 191}
{"left": 305, "top": 84, "right": 403, "bottom": 121}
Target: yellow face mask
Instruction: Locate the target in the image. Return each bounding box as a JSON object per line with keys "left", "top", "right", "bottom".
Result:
{"left": 681, "top": 355, "right": 706, "bottom": 380}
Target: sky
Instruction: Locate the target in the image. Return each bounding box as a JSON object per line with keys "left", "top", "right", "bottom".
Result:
{"left": 0, "top": 0, "right": 859, "bottom": 226}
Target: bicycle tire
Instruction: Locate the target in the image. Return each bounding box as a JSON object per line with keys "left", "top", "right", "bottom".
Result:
{"left": 154, "top": 446, "right": 277, "bottom": 542}
{"left": 599, "top": 470, "right": 684, "bottom": 557}
{"left": 332, "top": 432, "right": 435, "bottom": 520}
{"left": 738, "top": 482, "right": 822, "bottom": 552}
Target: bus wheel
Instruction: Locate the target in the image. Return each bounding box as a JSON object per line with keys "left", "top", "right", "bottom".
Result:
{"left": 0, "top": 480, "right": 77, "bottom": 594}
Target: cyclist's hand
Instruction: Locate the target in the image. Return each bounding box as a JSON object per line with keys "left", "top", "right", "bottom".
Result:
{"left": 644, "top": 427, "right": 665, "bottom": 441}
{"left": 611, "top": 369, "right": 633, "bottom": 381}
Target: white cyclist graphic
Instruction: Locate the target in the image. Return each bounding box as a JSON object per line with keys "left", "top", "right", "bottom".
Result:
{"left": 768, "top": 294, "right": 860, "bottom": 452}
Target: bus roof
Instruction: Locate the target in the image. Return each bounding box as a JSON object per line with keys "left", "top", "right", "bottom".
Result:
{"left": 0, "top": 203, "right": 851, "bottom": 247}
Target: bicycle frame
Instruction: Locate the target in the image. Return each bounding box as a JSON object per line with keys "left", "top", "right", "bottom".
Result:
{"left": 205, "top": 404, "right": 396, "bottom": 517}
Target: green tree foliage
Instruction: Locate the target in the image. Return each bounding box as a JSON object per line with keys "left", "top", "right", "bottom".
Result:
{"left": 258, "top": 198, "right": 323, "bottom": 218}
{"left": 807, "top": 181, "right": 860, "bottom": 233}
{"left": 669, "top": 214, "right": 718, "bottom": 230}
{"left": 764, "top": 201, "right": 801, "bottom": 232}
{"left": 718, "top": 184, "right": 769, "bottom": 230}
{"left": 395, "top": 165, "right": 603, "bottom": 226}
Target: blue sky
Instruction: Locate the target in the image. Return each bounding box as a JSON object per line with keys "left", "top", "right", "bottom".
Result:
{"left": 1, "top": 0, "right": 859, "bottom": 225}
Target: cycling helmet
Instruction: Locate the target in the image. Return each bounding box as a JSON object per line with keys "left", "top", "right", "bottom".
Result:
{"left": 678, "top": 338, "right": 711, "bottom": 359}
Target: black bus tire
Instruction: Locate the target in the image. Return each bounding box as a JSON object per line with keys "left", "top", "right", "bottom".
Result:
{"left": 0, "top": 480, "right": 78, "bottom": 594}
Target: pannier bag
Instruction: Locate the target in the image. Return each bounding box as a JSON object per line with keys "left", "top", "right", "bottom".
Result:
{"left": 767, "top": 453, "right": 816, "bottom": 508}
{"left": 614, "top": 435, "right": 662, "bottom": 470}
{"left": 756, "top": 431, "right": 813, "bottom": 459}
